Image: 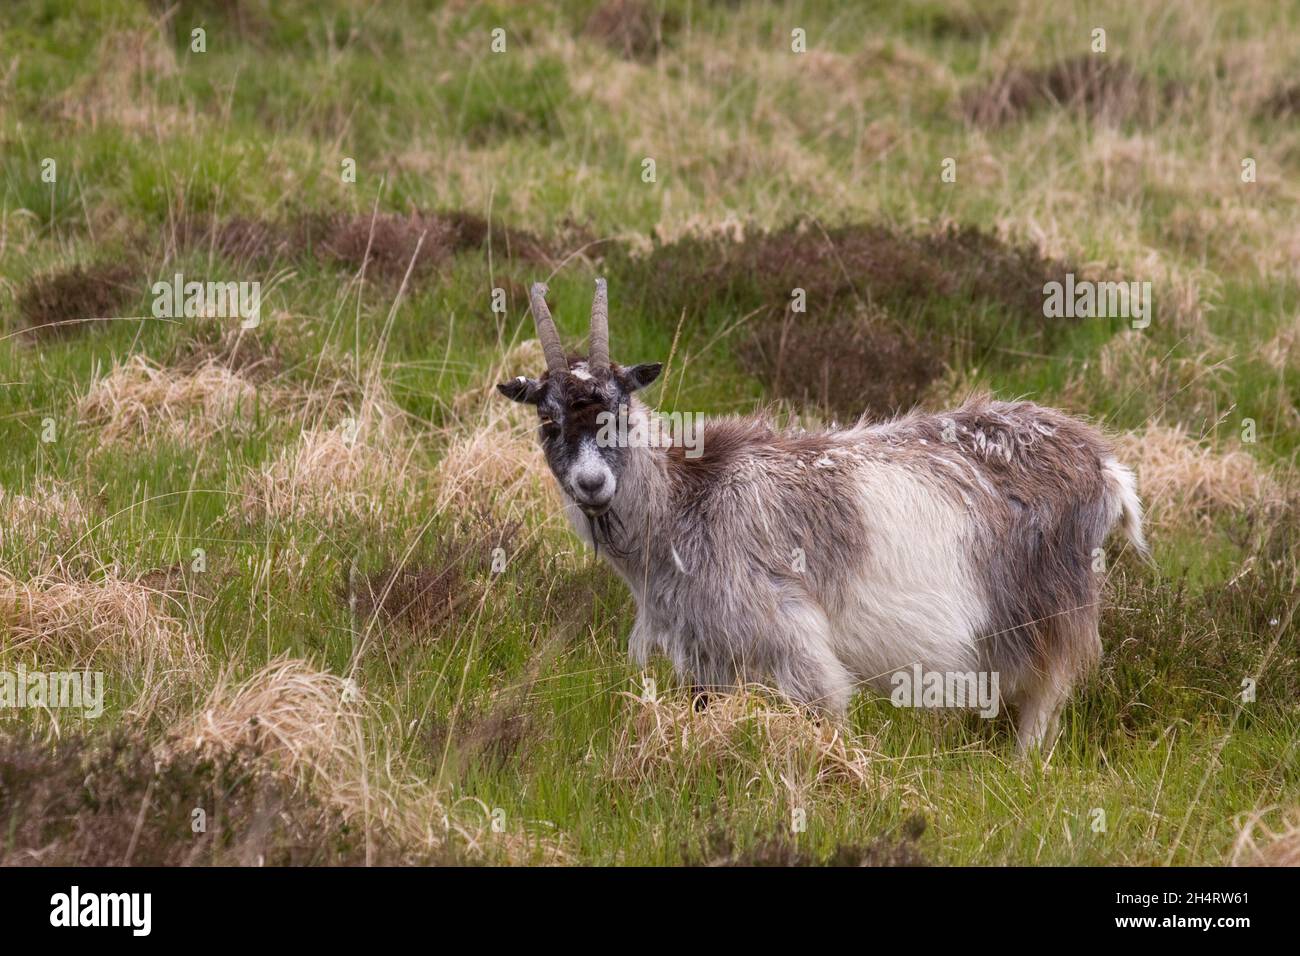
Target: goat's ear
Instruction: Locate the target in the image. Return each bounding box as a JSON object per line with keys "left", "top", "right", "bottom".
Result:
{"left": 621, "top": 363, "right": 663, "bottom": 393}
{"left": 497, "top": 376, "right": 543, "bottom": 404}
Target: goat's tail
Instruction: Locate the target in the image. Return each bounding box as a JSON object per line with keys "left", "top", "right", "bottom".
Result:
{"left": 1102, "top": 456, "right": 1150, "bottom": 562}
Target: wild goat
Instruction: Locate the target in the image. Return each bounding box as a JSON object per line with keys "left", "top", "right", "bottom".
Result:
{"left": 498, "top": 279, "right": 1148, "bottom": 753}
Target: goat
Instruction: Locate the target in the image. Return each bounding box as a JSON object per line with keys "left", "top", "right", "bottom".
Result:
{"left": 498, "top": 279, "right": 1148, "bottom": 754}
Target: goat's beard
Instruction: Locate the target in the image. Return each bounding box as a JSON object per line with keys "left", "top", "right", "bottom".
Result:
{"left": 588, "top": 508, "right": 634, "bottom": 560}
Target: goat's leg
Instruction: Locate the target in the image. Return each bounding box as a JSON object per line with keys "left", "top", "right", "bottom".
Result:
{"left": 778, "top": 653, "right": 856, "bottom": 721}
{"left": 627, "top": 610, "right": 658, "bottom": 667}
{"left": 1014, "top": 610, "right": 1101, "bottom": 757}
{"left": 1014, "top": 678, "right": 1070, "bottom": 756}
{"left": 767, "top": 603, "right": 856, "bottom": 721}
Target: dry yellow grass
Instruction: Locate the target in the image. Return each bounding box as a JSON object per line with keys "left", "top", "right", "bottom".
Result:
{"left": 171, "top": 657, "right": 367, "bottom": 781}
{"left": 0, "top": 482, "right": 91, "bottom": 555}
{"left": 1061, "top": 327, "right": 1232, "bottom": 427}
{"left": 1261, "top": 314, "right": 1300, "bottom": 373}
{"left": 0, "top": 569, "right": 201, "bottom": 715}
{"left": 238, "top": 390, "right": 413, "bottom": 524}
{"left": 1113, "top": 422, "right": 1281, "bottom": 530}
{"left": 79, "top": 355, "right": 260, "bottom": 444}
{"left": 55, "top": 28, "right": 189, "bottom": 135}
{"left": 434, "top": 413, "right": 556, "bottom": 518}
{"left": 166, "top": 658, "right": 405, "bottom": 859}
{"left": 1231, "top": 807, "right": 1300, "bottom": 866}
{"left": 449, "top": 338, "right": 546, "bottom": 420}
{"left": 165, "top": 657, "right": 563, "bottom": 863}
{"left": 437, "top": 339, "right": 558, "bottom": 518}
{"left": 608, "top": 685, "right": 885, "bottom": 795}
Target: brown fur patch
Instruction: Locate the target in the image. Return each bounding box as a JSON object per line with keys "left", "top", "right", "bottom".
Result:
{"left": 669, "top": 397, "right": 1120, "bottom": 684}
{"left": 665, "top": 415, "right": 837, "bottom": 494}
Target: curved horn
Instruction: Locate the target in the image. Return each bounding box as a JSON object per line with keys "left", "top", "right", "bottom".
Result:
{"left": 589, "top": 277, "right": 609, "bottom": 371}
{"left": 529, "top": 282, "right": 568, "bottom": 374}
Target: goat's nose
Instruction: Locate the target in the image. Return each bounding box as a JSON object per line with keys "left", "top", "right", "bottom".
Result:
{"left": 576, "top": 473, "right": 605, "bottom": 495}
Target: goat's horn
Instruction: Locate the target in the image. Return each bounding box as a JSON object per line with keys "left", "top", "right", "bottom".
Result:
{"left": 529, "top": 282, "right": 568, "bottom": 374}
{"left": 589, "top": 277, "right": 609, "bottom": 371}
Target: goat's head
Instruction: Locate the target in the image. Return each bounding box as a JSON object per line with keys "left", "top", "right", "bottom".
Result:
{"left": 497, "top": 279, "right": 662, "bottom": 516}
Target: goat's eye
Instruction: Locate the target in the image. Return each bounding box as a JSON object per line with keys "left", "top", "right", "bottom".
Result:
{"left": 540, "top": 419, "right": 560, "bottom": 439}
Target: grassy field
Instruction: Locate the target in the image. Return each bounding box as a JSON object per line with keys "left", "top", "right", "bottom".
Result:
{"left": 0, "top": 0, "right": 1297, "bottom": 865}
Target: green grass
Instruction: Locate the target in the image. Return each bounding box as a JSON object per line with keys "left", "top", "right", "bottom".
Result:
{"left": 0, "top": 0, "right": 1297, "bottom": 865}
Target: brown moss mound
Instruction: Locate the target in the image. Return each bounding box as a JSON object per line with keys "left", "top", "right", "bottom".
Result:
{"left": 961, "top": 55, "right": 1173, "bottom": 127}
{"left": 317, "top": 212, "right": 460, "bottom": 279}
{"left": 425, "top": 654, "right": 551, "bottom": 775}
{"left": 170, "top": 323, "right": 284, "bottom": 384}
{"left": 584, "top": 0, "right": 678, "bottom": 61}
{"left": 172, "top": 213, "right": 302, "bottom": 264}
{"left": 346, "top": 517, "right": 520, "bottom": 642}
{"left": 321, "top": 210, "right": 570, "bottom": 278}
{"left": 0, "top": 730, "right": 374, "bottom": 866}
{"left": 739, "top": 306, "right": 942, "bottom": 420}
{"left": 626, "top": 220, "right": 1066, "bottom": 325}
{"left": 173, "top": 210, "right": 566, "bottom": 281}
{"left": 351, "top": 561, "right": 463, "bottom": 638}
{"left": 686, "top": 815, "right": 928, "bottom": 866}
{"left": 16, "top": 262, "right": 137, "bottom": 339}
{"left": 1258, "top": 82, "right": 1300, "bottom": 119}
{"left": 616, "top": 220, "right": 1071, "bottom": 415}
